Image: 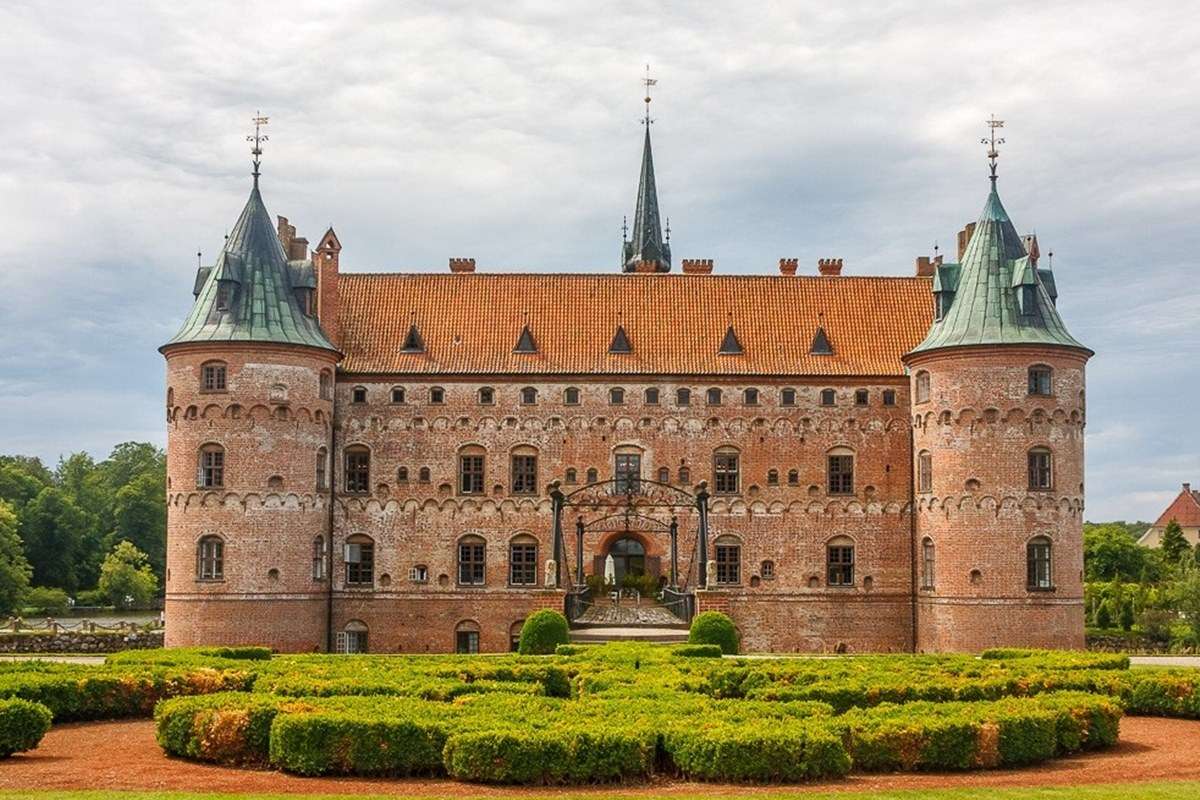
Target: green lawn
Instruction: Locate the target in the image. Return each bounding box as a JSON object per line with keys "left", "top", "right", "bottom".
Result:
{"left": 8, "top": 784, "right": 1200, "bottom": 800}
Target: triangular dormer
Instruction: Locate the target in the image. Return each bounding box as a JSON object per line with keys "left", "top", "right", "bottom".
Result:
{"left": 718, "top": 325, "right": 742, "bottom": 355}
{"left": 810, "top": 326, "right": 833, "bottom": 355}
{"left": 514, "top": 324, "right": 537, "bottom": 354}
{"left": 401, "top": 324, "right": 424, "bottom": 353}
{"left": 609, "top": 325, "right": 632, "bottom": 354}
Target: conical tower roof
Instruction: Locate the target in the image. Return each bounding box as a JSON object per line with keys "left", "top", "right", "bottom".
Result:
{"left": 908, "top": 184, "right": 1089, "bottom": 357}
{"left": 162, "top": 181, "right": 337, "bottom": 353}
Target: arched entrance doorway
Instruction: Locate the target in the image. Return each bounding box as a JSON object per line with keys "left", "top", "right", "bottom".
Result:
{"left": 607, "top": 536, "right": 646, "bottom": 582}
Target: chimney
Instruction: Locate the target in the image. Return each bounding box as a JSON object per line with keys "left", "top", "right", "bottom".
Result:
{"left": 818, "top": 258, "right": 843, "bottom": 277}
{"left": 681, "top": 258, "right": 713, "bottom": 274}
{"left": 276, "top": 216, "right": 295, "bottom": 255}
{"left": 957, "top": 222, "right": 977, "bottom": 260}
{"left": 449, "top": 257, "right": 476, "bottom": 273}
{"left": 914, "top": 254, "right": 942, "bottom": 277}
{"left": 314, "top": 228, "right": 342, "bottom": 347}
{"left": 1184, "top": 482, "right": 1192, "bottom": 493}
{"left": 778, "top": 258, "right": 798, "bottom": 276}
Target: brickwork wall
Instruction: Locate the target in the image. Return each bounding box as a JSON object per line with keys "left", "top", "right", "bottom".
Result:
{"left": 908, "top": 346, "right": 1088, "bottom": 651}
{"left": 163, "top": 344, "right": 338, "bottom": 649}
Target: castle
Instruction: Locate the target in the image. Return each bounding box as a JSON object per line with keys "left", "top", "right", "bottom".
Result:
{"left": 161, "top": 108, "right": 1091, "bottom": 654}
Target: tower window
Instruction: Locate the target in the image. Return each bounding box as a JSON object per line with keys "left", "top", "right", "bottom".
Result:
{"left": 678, "top": 466, "right": 690, "bottom": 485}
{"left": 706, "top": 388, "right": 722, "bottom": 406}
{"left": 564, "top": 387, "right": 580, "bottom": 405}
{"left": 827, "top": 450, "right": 854, "bottom": 495}
{"left": 201, "top": 362, "right": 227, "bottom": 392}
{"left": 614, "top": 453, "right": 642, "bottom": 494}
{"left": 1028, "top": 365, "right": 1053, "bottom": 396}
{"left": 215, "top": 283, "right": 232, "bottom": 312}
{"left": 316, "top": 447, "right": 328, "bottom": 490}
{"left": 1028, "top": 448, "right": 1053, "bottom": 490}
{"left": 854, "top": 389, "right": 869, "bottom": 406}
{"left": 198, "top": 444, "right": 225, "bottom": 488}
{"left": 676, "top": 388, "right": 691, "bottom": 406}
{"left": 351, "top": 386, "right": 367, "bottom": 404}
{"left": 609, "top": 387, "right": 625, "bottom": 405}
{"left": 479, "top": 387, "right": 495, "bottom": 405}
{"left": 196, "top": 536, "right": 224, "bottom": 580}
{"left": 586, "top": 467, "right": 599, "bottom": 484}
{"left": 430, "top": 386, "right": 445, "bottom": 404}
{"left": 826, "top": 537, "right": 855, "bottom": 586}
{"left": 743, "top": 388, "right": 759, "bottom": 406}
{"left": 645, "top": 388, "right": 660, "bottom": 405}
{"left": 344, "top": 447, "right": 370, "bottom": 493}
{"left": 391, "top": 386, "right": 406, "bottom": 404}
{"left": 713, "top": 449, "right": 740, "bottom": 494}
{"left": 458, "top": 537, "right": 486, "bottom": 585}
{"left": 459, "top": 451, "right": 485, "bottom": 495}
{"left": 781, "top": 388, "right": 796, "bottom": 406}
{"left": 760, "top": 559, "right": 775, "bottom": 579}
{"left": 882, "top": 389, "right": 896, "bottom": 406}
{"left": 511, "top": 453, "right": 538, "bottom": 495}
{"left": 715, "top": 537, "right": 741, "bottom": 585}
{"left": 1027, "top": 536, "right": 1053, "bottom": 590}
{"left": 657, "top": 466, "right": 670, "bottom": 483}
{"left": 767, "top": 468, "right": 779, "bottom": 486}
{"left": 915, "top": 371, "right": 930, "bottom": 404}
{"left": 917, "top": 451, "right": 932, "bottom": 493}
{"left": 344, "top": 536, "right": 374, "bottom": 586}
{"left": 564, "top": 467, "right": 577, "bottom": 484}
{"left": 397, "top": 466, "right": 409, "bottom": 482}
{"left": 520, "top": 387, "right": 537, "bottom": 405}
{"left": 820, "top": 388, "right": 836, "bottom": 406}
{"left": 921, "top": 537, "right": 935, "bottom": 589}
{"left": 509, "top": 536, "right": 538, "bottom": 586}
{"left": 418, "top": 466, "right": 431, "bottom": 483}
{"left": 312, "top": 535, "right": 326, "bottom": 580}
{"left": 319, "top": 370, "right": 333, "bottom": 401}
{"left": 788, "top": 469, "right": 799, "bottom": 485}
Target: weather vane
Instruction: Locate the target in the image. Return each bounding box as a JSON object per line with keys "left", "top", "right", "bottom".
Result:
{"left": 982, "top": 115, "right": 1004, "bottom": 184}
{"left": 642, "top": 64, "right": 657, "bottom": 125}
{"left": 247, "top": 111, "right": 269, "bottom": 184}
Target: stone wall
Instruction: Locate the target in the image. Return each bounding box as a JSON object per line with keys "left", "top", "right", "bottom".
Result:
{"left": 0, "top": 630, "right": 164, "bottom": 653}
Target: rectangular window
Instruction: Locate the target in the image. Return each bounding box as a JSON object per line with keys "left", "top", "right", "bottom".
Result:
{"left": 1027, "top": 541, "right": 1052, "bottom": 589}
{"left": 882, "top": 389, "right": 896, "bottom": 406}
{"left": 854, "top": 389, "right": 869, "bottom": 406}
{"left": 614, "top": 453, "right": 642, "bottom": 494}
{"left": 509, "top": 542, "right": 537, "bottom": 586}
{"left": 918, "top": 453, "right": 932, "bottom": 493}
{"left": 1028, "top": 367, "right": 1053, "bottom": 396}
{"left": 345, "top": 451, "right": 370, "bottom": 493}
{"left": 1028, "top": 450, "right": 1053, "bottom": 490}
{"left": 456, "top": 630, "right": 480, "bottom": 654}
{"left": 197, "top": 539, "right": 223, "bottom": 580}
{"left": 458, "top": 541, "right": 485, "bottom": 585}
{"left": 459, "top": 455, "right": 485, "bottom": 495}
{"left": 827, "top": 545, "right": 855, "bottom": 586}
{"left": 828, "top": 455, "right": 854, "bottom": 494}
{"left": 781, "top": 388, "right": 796, "bottom": 406}
{"left": 921, "top": 541, "right": 935, "bottom": 589}
{"left": 511, "top": 454, "right": 538, "bottom": 495}
{"left": 344, "top": 542, "right": 374, "bottom": 586}
{"left": 344, "top": 630, "right": 368, "bottom": 654}
{"left": 199, "top": 449, "right": 224, "bottom": 488}
{"left": 676, "top": 388, "right": 691, "bottom": 406}
{"left": 479, "top": 387, "right": 494, "bottom": 405}
{"left": 430, "top": 387, "right": 445, "bottom": 404}
{"left": 202, "top": 364, "right": 227, "bottom": 392}
{"left": 713, "top": 453, "right": 740, "bottom": 494}
{"left": 351, "top": 386, "right": 367, "bottom": 404}
{"left": 564, "top": 387, "right": 580, "bottom": 405}
{"left": 215, "top": 283, "right": 231, "bottom": 312}
{"left": 744, "top": 388, "right": 759, "bottom": 406}
{"left": 312, "top": 537, "right": 325, "bottom": 580}
{"left": 715, "top": 543, "right": 741, "bottom": 584}
{"left": 645, "top": 388, "right": 660, "bottom": 405}
{"left": 391, "top": 387, "right": 405, "bottom": 404}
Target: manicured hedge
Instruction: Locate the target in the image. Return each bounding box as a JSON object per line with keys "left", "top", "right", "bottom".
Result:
{"left": 444, "top": 726, "right": 656, "bottom": 784}
{"left": 1119, "top": 670, "right": 1200, "bottom": 718}
{"left": 271, "top": 712, "right": 448, "bottom": 776}
{"left": 664, "top": 721, "right": 850, "bottom": 781}
{"left": 517, "top": 610, "right": 570, "bottom": 655}
{"left": 0, "top": 698, "right": 52, "bottom": 757}
{"left": 672, "top": 644, "right": 724, "bottom": 658}
{"left": 155, "top": 692, "right": 287, "bottom": 765}
{"left": 688, "top": 611, "right": 739, "bottom": 654}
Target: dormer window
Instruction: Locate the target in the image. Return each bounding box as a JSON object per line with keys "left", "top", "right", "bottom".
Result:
{"left": 1019, "top": 285, "right": 1037, "bottom": 316}
{"left": 935, "top": 291, "right": 952, "bottom": 320}
{"left": 215, "top": 282, "right": 232, "bottom": 312}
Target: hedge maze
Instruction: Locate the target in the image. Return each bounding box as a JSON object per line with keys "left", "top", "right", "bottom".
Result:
{"left": 0, "top": 643, "right": 1198, "bottom": 784}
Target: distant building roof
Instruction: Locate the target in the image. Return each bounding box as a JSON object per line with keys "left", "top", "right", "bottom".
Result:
{"left": 1152, "top": 483, "right": 1200, "bottom": 528}
{"left": 336, "top": 272, "right": 933, "bottom": 376}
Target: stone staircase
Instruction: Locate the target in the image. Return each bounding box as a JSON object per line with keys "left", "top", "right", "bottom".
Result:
{"left": 568, "top": 599, "right": 690, "bottom": 644}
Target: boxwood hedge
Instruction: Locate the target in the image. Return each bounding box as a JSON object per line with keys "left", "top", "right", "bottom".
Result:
{"left": 0, "top": 698, "right": 52, "bottom": 757}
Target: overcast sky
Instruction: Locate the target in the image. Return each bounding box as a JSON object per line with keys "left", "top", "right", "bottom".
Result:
{"left": 0, "top": 1, "right": 1195, "bottom": 522}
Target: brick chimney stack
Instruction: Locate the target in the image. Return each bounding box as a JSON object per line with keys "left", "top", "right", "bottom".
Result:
{"left": 957, "top": 222, "right": 977, "bottom": 260}
{"left": 1185, "top": 482, "right": 1192, "bottom": 493}
{"left": 276, "top": 216, "right": 309, "bottom": 260}
{"left": 314, "top": 228, "right": 342, "bottom": 347}
{"left": 914, "top": 254, "right": 943, "bottom": 277}
{"left": 818, "top": 258, "right": 843, "bottom": 277}
{"left": 681, "top": 259, "right": 714, "bottom": 274}
{"left": 778, "top": 258, "right": 798, "bottom": 276}
{"left": 449, "top": 258, "right": 476, "bottom": 273}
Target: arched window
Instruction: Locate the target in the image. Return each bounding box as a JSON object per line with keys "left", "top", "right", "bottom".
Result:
{"left": 319, "top": 370, "right": 332, "bottom": 401}
{"left": 882, "top": 389, "right": 896, "bottom": 406}
{"left": 391, "top": 386, "right": 406, "bottom": 404}
{"left": 676, "top": 388, "right": 691, "bottom": 406}
{"left": 429, "top": 386, "right": 445, "bottom": 404}
{"left": 921, "top": 537, "right": 935, "bottom": 589}
{"left": 510, "top": 447, "right": 538, "bottom": 495}
{"left": 706, "top": 387, "right": 722, "bottom": 406}
{"left": 820, "top": 388, "right": 836, "bottom": 406}
{"left": 341, "top": 620, "right": 368, "bottom": 654}
{"left": 760, "top": 559, "right": 775, "bottom": 579}
{"left": 644, "top": 388, "right": 660, "bottom": 405}
{"left": 397, "top": 466, "right": 409, "bottom": 482}
{"left": 714, "top": 536, "right": 741, "bottom": 585}
{"left": 351, "top": 386, "right": 367, "bottom": 404}
{"left": 767, "top": 469, "right": 779, "bottom": 486}
{"left": 1028, "top": 447, "right": 1053, "bottom": 490}
{"left": 826, "top": 536, "right": 855, "bottom": 586}
{"left": 344, "top": 534, "right": 374, "bottom": 587}
{"left": 787, "top": 469, "right": 799, "bottom": 485}
{"left": 915, "top": 371, "right": 930, "bottom": 404}
{"left": 200, "top": 361, "right": 227, "bottom": 392}
{"left": 418, "top": 466, "right": 431, "bottom": 483}
{"left": 1027, "top": 536, "right": 1053, "bottom": 589}
{"left": 657, "top": 467, "right": 670, "bottom": 483}
{"left": 609, "top": 387, "right": 625, "bottom": 405}
{"left": 917, "top": 451, "right": 932, "bottom": 493}
{"left": 166, "top": 387, "right": 174, "bottom": 408}
{"left": 743, "top": 388, "right": 759, "bottom": 406}
{"left": 1028, "top": 365, "right": 1053, "bottom": 396}
{"left": 344, "top": 446, "right": 370, "bottom": 493}
{"left": 508, "top": 534, "right": 538, "bottom": 586}
{"left": 312, "top": 535, "right": 326, "bottom": 580}
{"left": 316, "top": 447, "right": 328, "bottom": 490}
{"left": 455, "top": 620, "right": 481, "bottom": 653}
{"left": 564, "top": 387, "right": 580, "bottom": 405}
{"left": 458, "top": 535, "right": 486, "bottom": 586}
{"left": 854, "top": 389, "right": 869, "bottom": 406}
{"left": 713, "top": 447, "right": 740, "bottom": 494}
{"left": 520, "top": 387, "right": 538, "bottom": 405}
{"left": 196, "top": 535, "right": 224, "bottom": 580}
{"left": 478, "top": 386, "right": 494, "bottom": 405}
{"left": 197, "top": 444, "right": 225, "bottom": 488}
{"left": 458, "top": 446, "right": 486, "bottom": 495}
{"left": 564, "top": 467, "right": 578, "bottom": 484}
{"left": 586, "top": 467, "right": 598, "bottom": 484}
{"left": 827, "top": 447, "right": 854, "bottom": 495}
{"left": 781, "top": 388, "right": 796, "bottom": 406}
{"left": 678, "top": 466, "right": 690, "bottom": 485}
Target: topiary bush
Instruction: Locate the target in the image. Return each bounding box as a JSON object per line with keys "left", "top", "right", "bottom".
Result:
{"left": 0, "top": 698, "right": 52, "bottom": 757}
{"left": 688, "top": 611, "right": 739, "bottom": 654}
{"left": 671, "top": 644, "right": 723, "bottom": 658}
{"left": 517, "top": 610, "right": 570, "bottom": 655}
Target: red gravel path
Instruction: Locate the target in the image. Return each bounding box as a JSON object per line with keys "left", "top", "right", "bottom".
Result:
{"left": 2, "top": 717, "right": 1199, "bottom": 795}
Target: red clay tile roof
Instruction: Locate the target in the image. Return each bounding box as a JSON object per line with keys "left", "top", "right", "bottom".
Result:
{"left": 337, "top": 273, "right": 933, "bottom": 376}
{"left": 1153, "top": 486, "right": 1200, "bottom": 527}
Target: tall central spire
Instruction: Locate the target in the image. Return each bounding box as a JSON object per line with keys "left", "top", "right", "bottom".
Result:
{"left": 622, "top": 65, "right": 671, "bottom": 273}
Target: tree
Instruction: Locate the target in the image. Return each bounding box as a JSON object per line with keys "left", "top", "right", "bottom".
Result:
{"left": 1170, "top": 563, "right": 1200, "bottom": 645}
{"left": 1095, "top": 600, "right": 1112, "bottom": 630}
{"left": 1160, "top": 519, "right": 1193, "bottom": 565}
{"left": 19, "top": 487, "right": 89, "bottom": 592}
{"left": 1083, "top": 523, "right": 1147, "bottom": 582}
{"left": 109, "top": 472, "right": 166, "bottom": 578}
{"left": 97, "top": 540, "right": 158, "bottom": 609}
{"left": 1119, "top": 598, "right": 1135, "bottom": 631}
{"left": 0, "top": 463, "right": 48, "bottom": 513}
{"left": 0, "top": 502, "right": 31, "bottom": 615}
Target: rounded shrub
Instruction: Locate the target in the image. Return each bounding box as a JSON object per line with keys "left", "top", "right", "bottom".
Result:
{"left": 688, "top": 611, "right": 738, "bottom": 654}
{"left": 0, "top": 698, "right": 52, "bottom": 757}
{"left": 518, "top": 610, "right": 569, "bottom": 655}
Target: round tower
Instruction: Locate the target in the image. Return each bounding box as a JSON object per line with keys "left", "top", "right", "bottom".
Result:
{"left": 160, "top": 144, "right": 340, "bottom": 650}
{"left": 904, "top": 168, "right": 1091, "bottom": 652}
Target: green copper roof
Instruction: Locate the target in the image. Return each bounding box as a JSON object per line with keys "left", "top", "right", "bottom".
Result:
{"left": 622, "top": 125, "right": 671, "bottom": 272}
{"left": 909, "top": 184, "right": 1089, "bottom": 356}
{"left": 162, "top": 181, "right": 336, "bottom": 353}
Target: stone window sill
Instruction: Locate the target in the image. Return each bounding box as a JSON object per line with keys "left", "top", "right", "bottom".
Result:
{"left": 1026, "top": 585, "right": 1057, "bottom": 593}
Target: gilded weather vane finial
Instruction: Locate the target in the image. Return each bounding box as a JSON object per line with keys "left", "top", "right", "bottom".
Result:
{"left": 642, "top": 64, "right": 657, "bottom": 126}
{"left": 247, "top": 111, "right": 269, "bottom": 185}
{"left": 982, "top": 115, "right": 1005, "bottom": 185}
